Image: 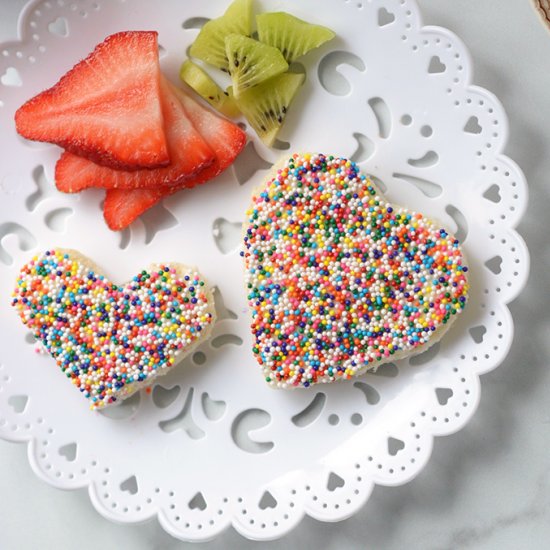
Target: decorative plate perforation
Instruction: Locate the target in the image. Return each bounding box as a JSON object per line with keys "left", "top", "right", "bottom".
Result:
{"left": 0, "top": 0, "right": 528, "bottom": 542}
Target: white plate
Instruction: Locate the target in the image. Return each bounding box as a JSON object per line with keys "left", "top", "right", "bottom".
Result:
{"left": 0, "top": 0, "right": 529, "bottom": 542}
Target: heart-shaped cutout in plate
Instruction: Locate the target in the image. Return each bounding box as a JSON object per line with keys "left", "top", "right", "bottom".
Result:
{"left": 243, "top": 153, "right": 469, "bottom": 388}
{"left": 12, "top": 249, "right": 215, "bottom": 409}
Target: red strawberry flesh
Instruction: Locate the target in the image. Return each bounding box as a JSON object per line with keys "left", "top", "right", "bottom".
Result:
{"left": 15, "top": 31, "right": 169, "bottom": 170}
{"left": 55, "top": 77, "right": 214, "bottom": 192}
{"left": 103, "top": 86, "right": 247, "bottom": 230}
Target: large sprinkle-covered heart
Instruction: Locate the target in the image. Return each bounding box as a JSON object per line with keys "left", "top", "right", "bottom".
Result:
{"left": 243, "top": 153, "right": 469, "bottom": 388}
{"left": 12, "top": 249, "right": 215, "bottom": 409}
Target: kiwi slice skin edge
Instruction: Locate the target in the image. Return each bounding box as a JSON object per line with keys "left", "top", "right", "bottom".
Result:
{"left": 179, "top": 60, "right": 240, "bottom": 118}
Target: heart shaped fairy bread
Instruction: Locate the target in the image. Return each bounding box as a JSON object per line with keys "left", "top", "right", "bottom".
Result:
{"left": 243, "top": 153, "right": 469, "bottom": 388}
{"left": 11, "top": 249, "right": 215, "bottom": 409}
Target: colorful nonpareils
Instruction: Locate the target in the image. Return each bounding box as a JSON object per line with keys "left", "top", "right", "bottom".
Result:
{"left": 242, "top": 153, "right": 469, "bottom": 388}
{"left": 11, "top": 250, "right": 215, "bottom": 409}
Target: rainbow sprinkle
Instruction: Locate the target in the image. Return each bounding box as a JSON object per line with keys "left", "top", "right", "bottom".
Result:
{"left": 242, "top": 153, "right": 469, "bottom": 388}
{"left": 12, "top": 250, "right": 214, "bottom": 409}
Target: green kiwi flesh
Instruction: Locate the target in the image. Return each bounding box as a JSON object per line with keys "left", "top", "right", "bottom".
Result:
{"left": 189, "top": 0, "right": 253, "bottom": 72}
{"left": 234, "top": 72, "right": 305, "bottom": 146}
{"left": 256, "top": 12, "right": 335, "bottom": 63}
{"left": 225, "top": 34, "right": 288, "bottom": 98}
{"left": 179, "top": 60, "right": 240, "bottom": 118}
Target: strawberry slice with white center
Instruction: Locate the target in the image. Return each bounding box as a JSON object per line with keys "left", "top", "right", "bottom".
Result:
{"left": 15, "top": 31, "right": 169, "bottom": 170}
{"left": 103, "top": 85, "right": 247, "bottom": 230}
{"left": 55, "top": 77, "right": 215, "bottom": 192}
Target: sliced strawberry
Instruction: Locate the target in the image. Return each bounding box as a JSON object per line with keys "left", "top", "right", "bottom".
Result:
{"left": 15, "top": 31, "right": 169, "bottom": 170}
{"left": 103, "top": 86, "right": 247, "bottom": 230}
{"left": 103, "top": 187, "right": 164, "bottom": 231}
{"left": 173, "top": 84, "right": 247, "bottom": 173}
{"left": 55, "top": 77, "right": 214, "bottom": 192}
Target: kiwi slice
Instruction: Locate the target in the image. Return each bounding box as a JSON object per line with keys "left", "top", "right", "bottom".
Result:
{"left": 257, "top": 12, "right": 335, "bottom": 63}
{"left": 225, "top": 34, "right": 288, "bottom": 98}
{"left": 235, "top": 72, "right": 305, "bottom": 146}
{"left": 180, "top": 60, "right": 240, "bottom": 118}
{"left": 189, "top": 0, "right": 253, "bottom": 72}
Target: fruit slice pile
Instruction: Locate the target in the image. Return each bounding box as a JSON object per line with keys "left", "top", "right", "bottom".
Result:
{"left": 16, "top": 31, "right": 169, "bottom": 170}
{"left": 103, "top": 86, "right": 248, "bottom": 231}
{"left": 181, "top": 0, "right": 335, "bottom": 146}
{"left": 15, "top": 31, "right": 246, "bottom": 230}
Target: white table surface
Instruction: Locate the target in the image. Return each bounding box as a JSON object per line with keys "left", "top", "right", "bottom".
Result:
{"left": 1, "top": 1, "right": 549, "bottom": 548}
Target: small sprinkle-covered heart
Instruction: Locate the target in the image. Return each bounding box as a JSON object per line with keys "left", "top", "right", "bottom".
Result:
{"left": 243, "top": 153, "right": 469, "bottom": 388}
{"left": 12, "top": 249, "right": 215, "bottom": 409}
